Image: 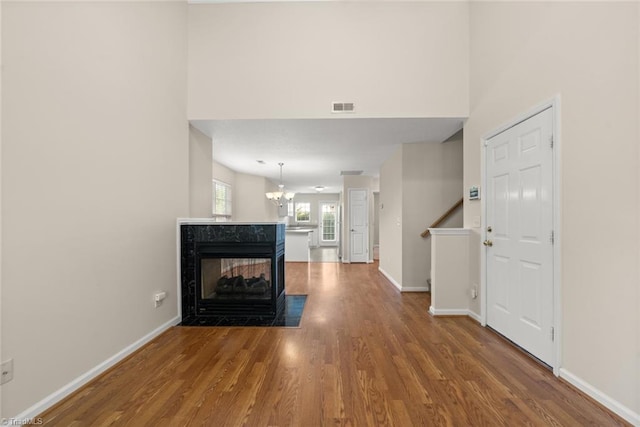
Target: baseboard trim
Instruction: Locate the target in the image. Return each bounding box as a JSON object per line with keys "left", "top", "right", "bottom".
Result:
{"left": 14, "top": 316, "right": 181, "bottom": 420}
{"left": 467, "top": 310, "right": 482, "bottom": 324}
{"left": 428, "top": 307, "right": 482, "bottom": 324}
{"left": 378, "top": 267, "right": 401, "bottom": 291}
{"left": 559, "top": 368, "right": 640, "bottom": 426}
{"left": 429, "top": 307, "right": 471, "bottom": 317}
{"left": 401, "top": 287, "right": 429, "bottom": 292}
{"left": 377, "top": 268, "right": 429, "bottom": 292}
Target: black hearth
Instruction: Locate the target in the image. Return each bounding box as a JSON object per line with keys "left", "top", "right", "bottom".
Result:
{"left": 180, "top": 223, "right": 285, "bottom": 323}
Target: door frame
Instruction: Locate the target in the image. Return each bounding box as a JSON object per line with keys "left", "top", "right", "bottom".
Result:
{"left": 348, "top": 188, "right": 370, "bottom": 263}
{"left": 318, "top": 200, "right": 339, "bottom": 247}
{"left": 480, "top": 96, "right": 562, "bottom": 375}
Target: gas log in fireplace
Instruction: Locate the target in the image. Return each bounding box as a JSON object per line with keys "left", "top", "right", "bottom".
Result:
{"left": 180, "top": 222, "right": 285, "bottom": 323}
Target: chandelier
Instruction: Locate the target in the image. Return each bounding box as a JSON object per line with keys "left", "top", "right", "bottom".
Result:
{"left": 265, "top": 162, "right": 295, "bottom": 206}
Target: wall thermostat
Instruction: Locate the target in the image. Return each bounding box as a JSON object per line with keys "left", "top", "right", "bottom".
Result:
{"left": 469, "top": 186, "right": 480, "bottom": 200}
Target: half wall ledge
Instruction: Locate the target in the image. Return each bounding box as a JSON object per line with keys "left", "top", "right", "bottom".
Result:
{"left": 428, "top": 228, "right": 471, "bottom": 316}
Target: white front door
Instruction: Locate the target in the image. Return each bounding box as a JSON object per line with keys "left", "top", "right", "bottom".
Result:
{"left": 485, "top": 107, "right": 555, "bottom": 366}
{"left": 349, "top": 189, "right": 369, "bottom": 263}
{"left": 319, "top": 202, "right": 338, "bottom": 246}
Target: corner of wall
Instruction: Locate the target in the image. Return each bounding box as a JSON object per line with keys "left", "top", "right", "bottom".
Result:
{"left": 0, "top": 0, "right": 4, "bottom": 417}
{"left": 637, "top": 1, "right": 640, "bottom": 416}
{"left": 188, "top": 125, "right": 213, "bottom": 218}
{"left": 378, "top": 146, "right": 403, "bottom": 284}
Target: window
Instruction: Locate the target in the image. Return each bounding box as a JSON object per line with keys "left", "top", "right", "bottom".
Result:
{"left": 212, "top": 180, "right": 232, "bottom": 221}
{"left": 295, "top": 202, "right": 311, "bottom": 222}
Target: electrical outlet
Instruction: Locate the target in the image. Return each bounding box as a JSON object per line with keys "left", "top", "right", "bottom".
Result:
{"left": 471, "top": 285, "right": 478, "bottom": 299}
{"left": 154, "top": 291, "right": 167, "bottom": 308}
{"left": 1, "top": 359, "right": 14, "bottom": 385}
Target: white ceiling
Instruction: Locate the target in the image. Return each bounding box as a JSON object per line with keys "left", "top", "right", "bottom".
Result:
{"left": 191, "top": 118, "right": 464, "bottom": 194}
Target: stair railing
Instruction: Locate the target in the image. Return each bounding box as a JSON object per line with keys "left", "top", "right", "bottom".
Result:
{"left": 420, "top": 198, "right": 464, "bottom": 238}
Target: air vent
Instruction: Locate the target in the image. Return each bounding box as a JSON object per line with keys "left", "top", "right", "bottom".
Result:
{"left": 340, "top": 170, "right": 363, "bottom": 176}
{"left": 332, "top": 102, "right": 355, "bottom": 113}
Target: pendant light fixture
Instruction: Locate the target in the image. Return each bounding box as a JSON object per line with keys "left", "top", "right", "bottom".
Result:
{"left": 266, "top": 162, "right": 295, "bottom": 206}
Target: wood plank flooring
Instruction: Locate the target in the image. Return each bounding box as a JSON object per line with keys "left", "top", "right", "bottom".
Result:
{"left": 39, "top": 262, "right": 629, "bottom": 426}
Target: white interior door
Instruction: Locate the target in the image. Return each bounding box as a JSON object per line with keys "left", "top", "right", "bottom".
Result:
{"left": 485, "top": 107, "right": 554, "bottom": 366}
{"left": 349, "top": 189, "right": 368, "bottom": 263}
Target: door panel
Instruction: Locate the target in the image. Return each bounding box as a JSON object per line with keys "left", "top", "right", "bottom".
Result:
{"left": 519, "top": 260, "right": 542, "bottom": 328}
{"left": 519, "top": 166, "right": 542, "bottom": 240}
{"left": 486, "top": 107, "right": 554, "bottom": 366}
{"left": 493, "top": 255, "right": 511, "bottom": 314}
{"left": 492, "top": 173, "right": 510, "bottom": 239}
{"left": 349, "top": 189, "right": 368, "bottom": 263}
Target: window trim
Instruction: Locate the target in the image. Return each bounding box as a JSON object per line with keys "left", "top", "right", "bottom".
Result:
{"left": 212, "top": 179, "right": 232, "bottom": 221}
{"left": 320, "top": 201, "right": 337, "bottom": 243}
{"left": 294, "top": 201, "right": 311, "bottom": 223}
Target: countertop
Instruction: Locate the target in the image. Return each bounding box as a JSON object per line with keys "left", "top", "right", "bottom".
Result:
{"left": 286, "top": 229, "right": 314, "bottom": 234}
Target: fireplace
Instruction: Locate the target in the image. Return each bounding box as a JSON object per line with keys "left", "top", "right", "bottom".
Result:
{"left": 180, "top": 222, "right": 285, "bottom": 324}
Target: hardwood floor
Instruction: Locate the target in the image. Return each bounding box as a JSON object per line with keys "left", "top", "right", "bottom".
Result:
{"left": 309, "top": 247, "right": 340, "bottom": 263}
{"left": 39, "top": 262, "right": 629, "bottom": 426}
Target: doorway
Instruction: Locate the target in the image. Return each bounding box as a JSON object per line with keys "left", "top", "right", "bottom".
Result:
{"left": 319, "top": 202, "right": 338, "bottom": 246}
{"left": 348, "top": 188, "right": 369, "bottom": 263}
{"left": 484, "top": 106, "right": 556, "bottom": 367}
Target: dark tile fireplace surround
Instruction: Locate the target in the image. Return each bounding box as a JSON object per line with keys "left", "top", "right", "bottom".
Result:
{"left": 180, "top": 222, "right": 286, "bottom": 325}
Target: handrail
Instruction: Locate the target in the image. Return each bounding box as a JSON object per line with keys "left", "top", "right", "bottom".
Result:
{"left": 420, "top": 198, "right": 464, "bottom": 238}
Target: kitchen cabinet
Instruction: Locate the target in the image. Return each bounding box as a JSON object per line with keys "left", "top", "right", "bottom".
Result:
{"left": 285, "top": 230, "right": 311, "bottom": 262}
{"left": 309, "top": 229, "right": 319, "bottom": 248}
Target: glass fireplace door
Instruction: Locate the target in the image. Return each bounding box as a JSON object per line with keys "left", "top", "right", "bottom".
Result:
{"left": 200, "top": 257, "right": 272, "bottom": 302}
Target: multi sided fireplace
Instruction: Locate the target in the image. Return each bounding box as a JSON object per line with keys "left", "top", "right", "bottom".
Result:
{"left": 180, "top": 222, "right": 285, "bottom": 324}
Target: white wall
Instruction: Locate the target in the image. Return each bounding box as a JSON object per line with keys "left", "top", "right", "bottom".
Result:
{"left": 638, "top": 4, "right": 640, "bottom": 416}
{"left": 0, "top": 0, "right": 3, "bottom": 417}
{"left": 373, "top": 192, "right": 380, "bottom": 246}
{"left": 379, "top": 148, "right": 403, "bottom": 283}
{"left": 430, "top": 231, "right": 469, "bottom": 313}
{"left": 212, "top": 160, "right": 235, "bottom": 187}
{"left": 189, "top": 125, "right": 212, "bottom": 218}
{"left": 212, "top": 160, "right": 279, "bottom": 223}
{"left": 188, "top": 2, "right": 468, "bottom": 120}
{"left": 233, "top": 172, "right": 279, "bottom": 223}
{"left": 1, "top": 2, "right": 188, "bottom": 417}
{"left": 466, "top": 1, "right": 639, "bottom": 417}
{"left": 402, "top": 137, "right": 463, "bottom": 289}
{"left": 379, "top": 137, "right": 463, "bottom": 292}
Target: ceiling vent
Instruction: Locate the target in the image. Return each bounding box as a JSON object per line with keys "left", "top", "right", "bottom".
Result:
{"left": 340, "top": 170, "right": 363, "bottom": 176}
{"left": 332, "top": 102, "right": 355, "bottom": 113}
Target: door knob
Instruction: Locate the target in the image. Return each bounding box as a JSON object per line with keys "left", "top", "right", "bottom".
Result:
{"left": 483, "top": 240, "right": 493, "bottom": 247}
{"left": 351, "top": 229, "right": 355, "bottom": 232}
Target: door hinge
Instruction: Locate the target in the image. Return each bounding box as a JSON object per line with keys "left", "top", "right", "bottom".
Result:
{"left": 550, "top": 230, "right": 555, "bottom": 245}
{"left": 550, "top": 135, "right": 554, "bottom": 148}
{"left": 551, "top": 327, "right": 555, "bottom": 342}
